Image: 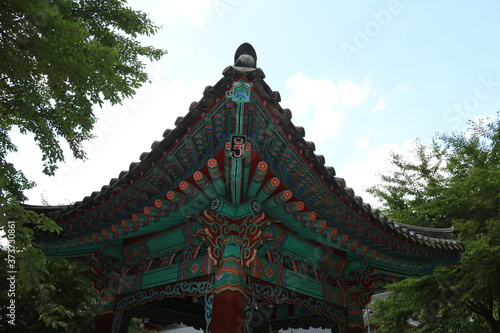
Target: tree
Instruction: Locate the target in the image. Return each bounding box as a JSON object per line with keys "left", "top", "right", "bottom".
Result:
{"left": 0, "top": 0, "right": 166, "bottom": 329}
{"left": 367, "top": 114, "right": 500, "bottom": 332}
{"left": 1, "top": 248, "right": 159, "bottom": 332}
{"left": 0, "top": 251, "right": 98, "bottom": 332}
{"left": 1, "top": 0, "right": 166, "bottom": 198}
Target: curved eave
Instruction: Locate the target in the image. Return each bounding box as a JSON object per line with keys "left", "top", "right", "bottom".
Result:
{"left": 28, "top": 65, "right": 463, "bottom": 261}
{"left": 245, "top": 75, "right": 463, "bottom": 254}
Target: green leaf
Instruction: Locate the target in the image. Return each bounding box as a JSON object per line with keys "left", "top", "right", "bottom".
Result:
{"left": 0, "top": 1, "right": 165, "bottom": 330}
{"left": 368, "top": 114, "right": 500, "bottom": 332}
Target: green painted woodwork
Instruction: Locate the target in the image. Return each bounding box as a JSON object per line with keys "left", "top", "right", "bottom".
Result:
{"left": 247, "top": 161, "right": 268, "bottom": 199}
{"left": 223, "top": 243, "right": 242, "bottom": 260}
{"left": 227, "top": 81, "right": 253, "bottom": 136}
{"left": 44, "top": 242, "right": 105, "bottom": 258}
{"left": 36, "top": 80, "right": 459, "bottom": 277}
{"left": 209, "top": 196, "right": 260, "bottom": 219}
{"left": 285, "top": 270, "right": 323, "bottom": 299}
{"left": 227, "top": 80, "right": 252, "bottom": 207}
{"left": 141, "top": 263, "right": 180, "bottom": 289}
{"left": 207, "top": 158, "right": 226, "bottom": 196}
{"left": 32, "top": 55, "right": 463, "bottom": 332}
{"left": 281, "top": 229, "right": 345, "bottom": 270}
{"left": 229, "top": 157, "right": 244, "bottom": 206}
{"left": 141, "top": 225, "right": 185, "bottom": 255}
{"left": 100, "top": 243, "right": 124, "bottom": 261}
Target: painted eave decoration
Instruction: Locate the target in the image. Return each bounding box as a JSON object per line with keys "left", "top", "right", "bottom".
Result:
{"left": 28, "top": 43, "right": 463, "bottom": 277}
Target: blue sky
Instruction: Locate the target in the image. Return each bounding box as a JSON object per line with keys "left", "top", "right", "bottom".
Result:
{"left": 11, "top": 0, "right": 500, "bottom": 208}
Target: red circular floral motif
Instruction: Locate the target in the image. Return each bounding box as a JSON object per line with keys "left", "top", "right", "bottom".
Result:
{"left": 155, "top": 199, "right": 162, "bottom": 208}
{"left": 167, "top": 191, "right": 175, "bottom": 200}
{"left": 193, "top": 171, "right": 203, "bottom": 181}
{"left": 207, "top": 158, "right": 217, "bottom": 168}
{"left": 257, "top": 161, "right": 268, "bottom": 171}
{"left": 296, "top": 202, "right": 305, "bottom": 210}
{"left": 143, "top": 207, "right": 150, "bottom": 215}
{"left": 320, "top": 220, "right": 327, "bottom": 228}
{"left": 121, "top": 220, "right": 127, "bottom": 227}
{"left": 132, "top": 214, "right": 138, "bottom": 221}
{"left": 309, "top": 212, "right": 316, "bottom": 220}
{"left": 270, "top": 178, "right": 280, "bottom": 187}
{"left": 283, "top": 190, "right": 292, "bottom": 199}
{"left": 179, "top": 181, "right": 188, "bottom": 190}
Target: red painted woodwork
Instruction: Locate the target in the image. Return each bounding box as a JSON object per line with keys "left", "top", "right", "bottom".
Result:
{"left": 209, "top": 290, "right": 247, "bottom": 333}
{"left": 94, "top": 313, "right": 113, "bottom": 333}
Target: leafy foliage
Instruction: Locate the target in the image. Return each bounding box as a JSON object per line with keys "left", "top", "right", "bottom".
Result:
{"left": 368, "top": 114, "right": 500, "bottom": 332}
{"left": 1, "top": 251, "right": 98, "bottom": 332}
{"left": 0, "top": 0, "right": 166, "bottom": 329}
{"left": 1, "top": 0, "right": 166, "bottom": 197}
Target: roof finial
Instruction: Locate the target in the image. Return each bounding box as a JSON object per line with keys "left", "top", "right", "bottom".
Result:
{"left": 234, "top": 43, "right": 257, "bottom": 68}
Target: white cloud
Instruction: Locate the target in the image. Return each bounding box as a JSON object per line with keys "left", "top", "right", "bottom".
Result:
{"left": 355, "top": 127, "right": 376, "bottom": 149}
{"left": 19, "top": 77, "right": 211, "bottom": 205}
{"left": 337, "top": 140, "right": 417, "bottom": 207}
{"left": 338, "top": 78, "right": 371, "bottom": 107}
{"left": 396, "top": 80, "right": 412, "bottom": 92}
{"left": 282, "top": 72, "right": 373, "bottom": 144}
{"left": 149, "top": 0, "right": 212, "bottom": 26}
{"left": 371, "top": 94, "right": 388, "bottom": 113}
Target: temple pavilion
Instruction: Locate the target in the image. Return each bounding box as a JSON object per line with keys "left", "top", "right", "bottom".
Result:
{"left": 30, "top": 43, "right": 463, "bottom": 333}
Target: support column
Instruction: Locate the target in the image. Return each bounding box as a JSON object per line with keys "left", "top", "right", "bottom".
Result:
{"left": 89, "top": 253, "right": 123, "bottom": 333}
{"left": 94, "top": 312, "right": 130, "bottom": 333}
{"left": 345, "top": 268, "right": 381, "bottom": 333}
{"left": 94, "top": 313, "right": 113, "bottom": 333}
{"left": 347, "top": 288, "right": 366, "bottom": 333}
{"left": 209, "top": 264, "right": 248, "bottom": 333}
{"left": 197, "top": 209, "right": 275, "bottom": 333}
{"left": 346, "top": 299, "right": 366, "bottom": 333}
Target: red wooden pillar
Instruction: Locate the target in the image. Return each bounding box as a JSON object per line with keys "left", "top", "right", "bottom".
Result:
{"left": 344, "top": 269, "right": 381, "bottom": 333}
{"left": 198, "top": 210, "right": 272, "bottom": 332}
{"left": 210, "top": 290, "right": 247, "bottom": 332}
{"left": 94, "top": 313, "right": 113, "bottom": 333}
{"left": 208, "top": 266, "right": 248, "bottom": 333}
{"left": 94, "top": 313, "right": 130, "bottom": 333}
{"left": 346, "top": 288, "right": 368, "bottom": 333}
{"left": 347, "top": 304, "right": 365, "bottom": 332}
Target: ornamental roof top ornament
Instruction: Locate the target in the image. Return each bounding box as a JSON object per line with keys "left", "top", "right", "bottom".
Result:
{"left": 234, "top": 42, "right": 257, "bottom": 68}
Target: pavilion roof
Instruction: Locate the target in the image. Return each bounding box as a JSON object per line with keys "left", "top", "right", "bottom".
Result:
{"left": 29, "top": 44, "right": 463, "bottom": 276}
